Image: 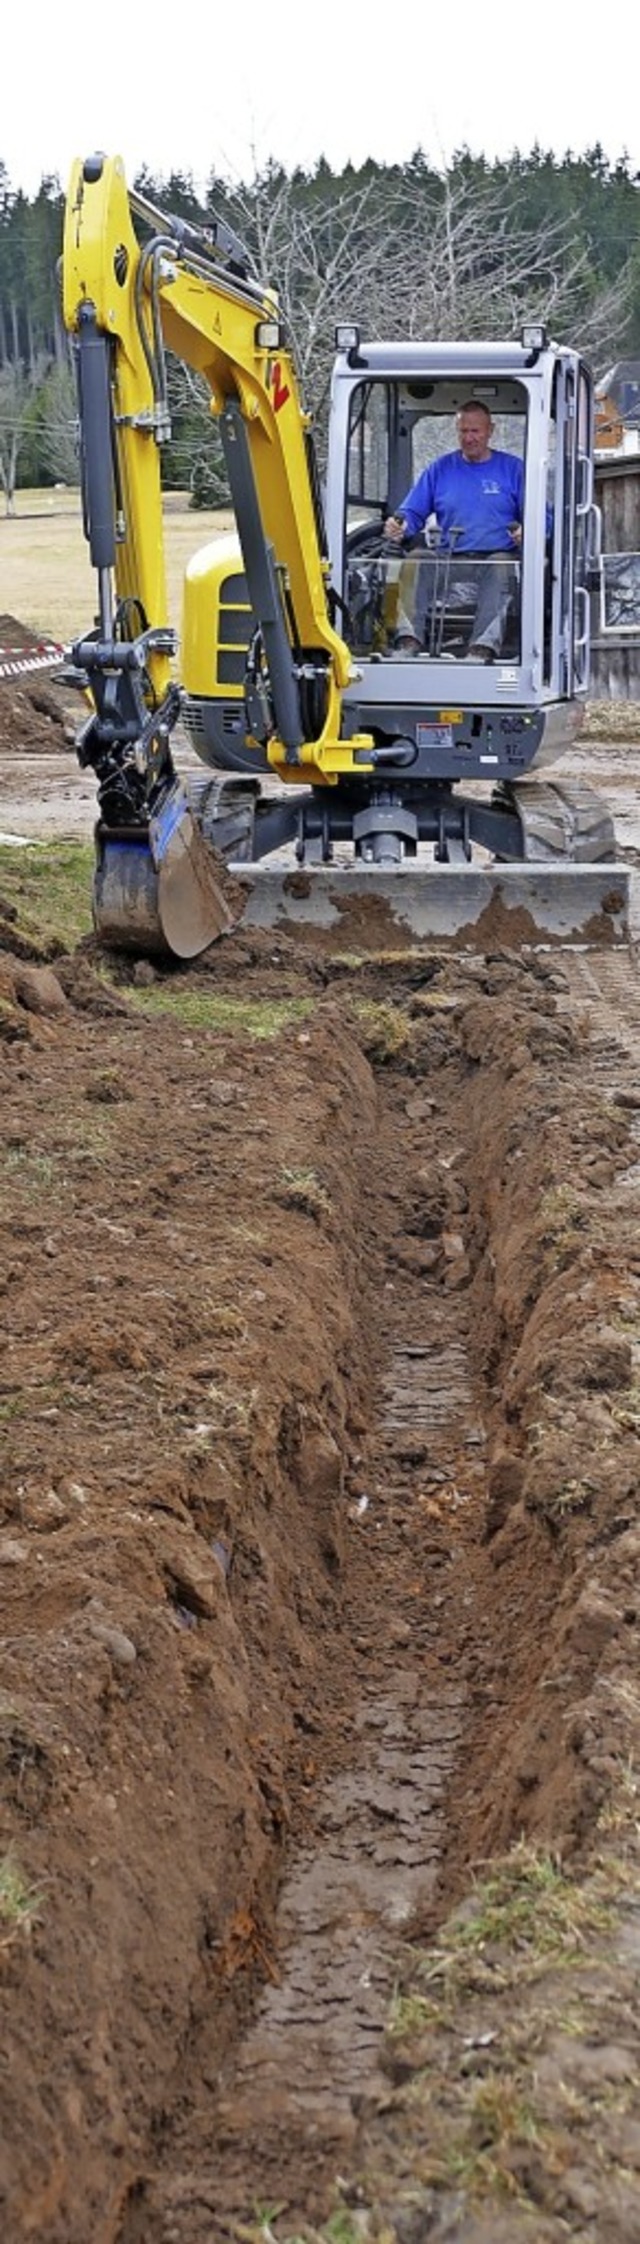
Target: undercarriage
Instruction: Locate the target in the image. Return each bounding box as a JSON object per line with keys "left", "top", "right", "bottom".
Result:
{"left": 90, "top": 769, "right": 629, "bottom": 958}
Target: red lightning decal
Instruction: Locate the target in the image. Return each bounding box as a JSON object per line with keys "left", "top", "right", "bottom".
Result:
{"left": 272, "top": 361, "right": 290, "bottom": 412}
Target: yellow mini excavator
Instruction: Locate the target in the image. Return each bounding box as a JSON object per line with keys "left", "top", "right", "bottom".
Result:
{"left": 61, "top": 153, "right": 630, "bottom": 956}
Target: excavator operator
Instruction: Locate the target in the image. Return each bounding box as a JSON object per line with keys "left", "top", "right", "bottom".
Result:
{"left": 384, "top": 400, "right": 523, "bottom": 661}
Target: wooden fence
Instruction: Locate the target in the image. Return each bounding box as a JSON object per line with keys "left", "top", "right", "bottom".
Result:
{"left": 591, "top": 457, "right": 640, "bottom": 699}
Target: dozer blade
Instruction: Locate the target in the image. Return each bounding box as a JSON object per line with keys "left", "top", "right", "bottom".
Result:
{"left": 93, "top": 783, "right": 236, "bottom": 958}
{"left": 231, "top": 861, "right": 632, "bottom": 951}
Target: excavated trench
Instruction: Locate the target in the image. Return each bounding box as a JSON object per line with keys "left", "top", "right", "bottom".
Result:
{"left": 4, "top": 685, "right": 640, "bottom": 2243}
{"left": 95, "top": 934, "right": 640, "bottom": 2244}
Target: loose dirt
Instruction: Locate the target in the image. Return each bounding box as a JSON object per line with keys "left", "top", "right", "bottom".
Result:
{"left": 2, "top": 684, "right": 640, "bottom": 2243}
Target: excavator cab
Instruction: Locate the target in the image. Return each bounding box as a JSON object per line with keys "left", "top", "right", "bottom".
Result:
{"left": 326, "top": 336, "right": 597, "bottom": 764}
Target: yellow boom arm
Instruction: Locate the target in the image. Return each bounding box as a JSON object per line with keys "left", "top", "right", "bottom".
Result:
{"left": 63, "top": 154, "right": 373, "bottom": 785}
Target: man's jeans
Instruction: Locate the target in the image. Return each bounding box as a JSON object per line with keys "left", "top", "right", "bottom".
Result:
{"left": 397, "top": 550, "right": 518, "bottom": 655}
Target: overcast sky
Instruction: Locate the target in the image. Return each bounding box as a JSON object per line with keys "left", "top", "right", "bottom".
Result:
{"left": 4, "top": 0, "right": 639, "bottom": 201}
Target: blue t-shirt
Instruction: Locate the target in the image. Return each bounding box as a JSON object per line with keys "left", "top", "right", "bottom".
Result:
{"left": 399, "top": 449, "right": 524, "bottom": 553}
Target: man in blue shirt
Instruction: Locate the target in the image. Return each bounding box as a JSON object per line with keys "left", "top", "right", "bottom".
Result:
{"left": 384, "top": 401, "right": 523, "bottom": 661}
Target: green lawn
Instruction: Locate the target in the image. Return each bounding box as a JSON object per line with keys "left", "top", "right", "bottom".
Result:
{"left": 0, "top": 491, "right": 235, "bottom": 647}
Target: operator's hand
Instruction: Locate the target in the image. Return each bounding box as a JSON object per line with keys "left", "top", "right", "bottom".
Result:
{"left": 509, "top": 522, "right": 523, "bottom": 547}
{"left": 384, "top": 514, "right": 406, "bottom": 543}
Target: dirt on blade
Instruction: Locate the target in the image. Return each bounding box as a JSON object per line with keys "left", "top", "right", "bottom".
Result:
{"left": 2, "top": 680, "right": 640, "bottom": 2243}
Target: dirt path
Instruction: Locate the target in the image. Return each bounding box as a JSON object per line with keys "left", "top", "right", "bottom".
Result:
{"left": 3, "top": 693, "right": 640, "bottom": 2240}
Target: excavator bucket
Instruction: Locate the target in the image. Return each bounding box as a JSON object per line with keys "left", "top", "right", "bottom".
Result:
{"left": 92, "top": 783, "right": 237, "bottom": 959}
{"left": 231, "top": 860, "right": 632, "bottom": 951}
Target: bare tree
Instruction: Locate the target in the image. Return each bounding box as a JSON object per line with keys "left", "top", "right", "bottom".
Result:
{"left": 211, "top": 164, "right": 387, "bottom": 440}
{"left": 208, "top": 160, "right": 634, "bottom": 457}
{"left": 140, "top": 158, "right": 635, "bottom": 499}
{"left": 353, "top": 163, "right": 634, "bottom": 362}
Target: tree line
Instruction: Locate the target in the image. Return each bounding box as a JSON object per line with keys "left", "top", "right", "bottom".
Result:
{"left": 0, "top": 142, "right": 638, "bottom": 509}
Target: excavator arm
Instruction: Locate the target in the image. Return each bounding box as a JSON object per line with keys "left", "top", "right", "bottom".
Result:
{"left": 63, "top": 155, "right": 372, "bottom": 806}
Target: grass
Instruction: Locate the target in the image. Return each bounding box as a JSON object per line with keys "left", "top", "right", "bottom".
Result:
{"left": 0, "top": 490, "right": 235, "bottom": 647}
{"left": 0, "top": 1381, "right": 67, "bottom": 1426}
{"left": 610, "top": 1382, "right": 640, "bottom": 1433}
{"left": 124, "top": 985, "right": 313, "bottom": 1038}
{"left": 416, "top": 1846, "right": 617, "bottom": 1993}
{"left": 201, "top": 1303, "right": 248, "bottom": 1342}
{"left": 3, "top": 1146, "right": 57, "bottom": 1188}
{"left": 537, "top": 1181, "right": 587, "bottom": 1272}
{"left": 235, "top": 2216, "right": 364, "bottom": 2244}
{"left": 367, "top": 1835, "right": 640, "bottom": 2219}
{"left": 1, "top": 1109, "right": 115, "bottom": 1204}
{"left": 0, "top": 1854, "right": 41, "bottom": 1944}
{"left": 351, "top": 997, "right": 413, "bottom": 1064}
{"left": 0, "top": 839, "right": 95, "bottom": 951}
{"left": 597, "top": 1754, "right": 640, "bottom": 1833}
{"left": 276, "top": 1166, "right": 332, "bottom": 1221}
{"left": 542, "top": 1477, "right": 596, "bottom": 1522}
